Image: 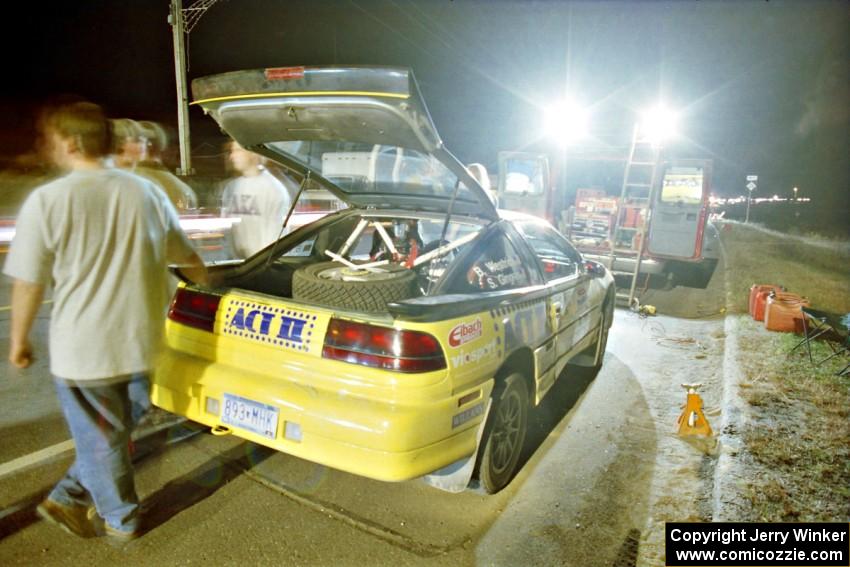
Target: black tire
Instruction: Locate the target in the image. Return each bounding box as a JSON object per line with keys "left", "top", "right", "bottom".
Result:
{"left": 696, "top": 258, "right": 719, "bottom": 288}
{"left": 477, "top": 373, "right": 529, "bottom": 494}
{"left": 670, "top": 259, "right": 717, "bottom": 289}
{"left": 292, "top": 261, "right": 417, "bottom": 313}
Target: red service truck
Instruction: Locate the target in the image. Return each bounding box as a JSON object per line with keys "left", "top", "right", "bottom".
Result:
{"left": 496, "top": 152, "right": 718, "bottom": 287}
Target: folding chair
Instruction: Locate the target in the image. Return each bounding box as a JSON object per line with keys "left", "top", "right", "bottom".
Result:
{"left": 789, "top": 307, "right": 850, "bottom": 375}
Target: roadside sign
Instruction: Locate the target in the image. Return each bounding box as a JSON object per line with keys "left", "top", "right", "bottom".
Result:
{"left": 745, "top": 176, "right": 757, "bottom": 223}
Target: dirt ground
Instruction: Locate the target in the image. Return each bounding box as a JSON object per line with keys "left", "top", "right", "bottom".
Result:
{"left": 606, "top": 242, "right": 727, "bottom": 566}
{"left": 611, "top": 311, "right": 725, "bottom": 567}
{"left": 627, "top": 220, "right": 849, "bottom": 563}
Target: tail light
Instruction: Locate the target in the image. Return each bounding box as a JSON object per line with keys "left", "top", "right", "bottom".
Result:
{"left": 322, "top": 318, "right": 446, "bottom": 373}
{"left": 167, "top": 288, "right": 221, "bottom": 333}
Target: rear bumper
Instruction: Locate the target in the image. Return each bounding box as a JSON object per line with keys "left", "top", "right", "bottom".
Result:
{"left": 152, "top": 348, "right": 489, "bottom": 482}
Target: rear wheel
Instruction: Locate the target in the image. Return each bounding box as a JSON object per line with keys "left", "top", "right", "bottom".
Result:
{"left": 477, "top": 373, "right": 529, "bottom": 494}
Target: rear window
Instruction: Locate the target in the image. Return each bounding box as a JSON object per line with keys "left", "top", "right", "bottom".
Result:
{"left": 660, "top": 168, "right": 705, "bottom": 205}
{"left": 293, "top": 189, "right": 345, "bottom": 213}
{"left": 267, "top": 141, "right": 480, "bottom": 205}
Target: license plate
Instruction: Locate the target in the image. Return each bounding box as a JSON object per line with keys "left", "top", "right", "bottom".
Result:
{"left": 221, "top": 393, "right": 279, "bottom": 440}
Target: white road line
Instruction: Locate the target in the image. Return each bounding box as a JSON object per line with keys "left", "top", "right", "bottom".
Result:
{"left": 0, "top": 439, "right": 75, "bottom": 479}
{"left": 0, "top": 299, "right": 53, "bottom": 312}
{"left": 0, "top": 418, "right": 188, "bottom": 481}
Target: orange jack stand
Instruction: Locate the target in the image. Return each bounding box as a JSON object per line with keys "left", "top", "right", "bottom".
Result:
{"left": 677, "top": 383, "right": 713, "bottom": 437}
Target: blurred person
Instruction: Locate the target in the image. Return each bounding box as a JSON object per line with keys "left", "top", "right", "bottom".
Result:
{"left": 110, "top": 118, "right": 146, "bottom": 170}
{"left": 109, "top": 118, "right": 161, "bottom": 426}
{"left": 113, "top": 119, "right": 197, "bottom": 421}
{"left": 4, "top": 101, "right": 206, "bottom": 541}
{"left": 135, "top": 120, "right": 198, "bottom": 211}
{"left": 467, "top": 162, "right": 497, "bottom": 207}
{"left": 220, "top": 140, "right": 292, "bottom": 258}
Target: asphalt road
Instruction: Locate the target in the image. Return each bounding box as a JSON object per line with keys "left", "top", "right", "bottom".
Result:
{"left": 0, "top": 252, "right": 726, "bottom": 566}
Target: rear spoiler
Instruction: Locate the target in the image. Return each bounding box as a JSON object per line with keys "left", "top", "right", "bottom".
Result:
{"left": 387, "top": 285, "right": 548, "bottom": 323}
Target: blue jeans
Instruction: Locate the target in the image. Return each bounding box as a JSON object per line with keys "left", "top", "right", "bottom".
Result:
{"left": 49, "top": 377, "right": 141, "bottom": 534}
{"left": 128, "top": 374, "right": 151, "bottom": 427}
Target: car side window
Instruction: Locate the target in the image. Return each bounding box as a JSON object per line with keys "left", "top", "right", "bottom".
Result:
{"left": 516, "top": 221, "right": 581, "bottom": 281}
{"left": 445, "top": 231, "right": 534, "bottom": 293}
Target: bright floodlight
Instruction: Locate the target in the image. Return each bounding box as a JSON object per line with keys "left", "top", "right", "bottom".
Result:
{"left": 640, "top": 105, "right": 678, "bottom": 146}
{"left": 544, "top": 99, "right": 589, "bottom": 146}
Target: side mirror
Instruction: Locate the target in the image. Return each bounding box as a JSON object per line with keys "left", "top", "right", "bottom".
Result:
{"left": 583, "top": 260, "right": 606, "bottom": 278}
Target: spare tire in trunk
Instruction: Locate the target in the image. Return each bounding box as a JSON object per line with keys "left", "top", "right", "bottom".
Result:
{"left": 292, "top": 261, "right": 418, "bottom": 313}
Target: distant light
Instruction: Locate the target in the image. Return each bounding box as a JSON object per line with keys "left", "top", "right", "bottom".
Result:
{"left": 544, "top": 99, "right": 590, "bottom": 147}
{"left": 639, "top": 105, "right": 678, "bottom": 146}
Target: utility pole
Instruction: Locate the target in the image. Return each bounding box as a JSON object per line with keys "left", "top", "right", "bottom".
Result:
{"left": 169, "top": 0, "right": 192, "bottom": 175}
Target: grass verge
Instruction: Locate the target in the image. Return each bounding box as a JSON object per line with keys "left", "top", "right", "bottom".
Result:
{"left": 720, "top": 222, "right": 850, "bottom": 314}
{"left": 719, "top": 222, "right": 850, "bottom": 521}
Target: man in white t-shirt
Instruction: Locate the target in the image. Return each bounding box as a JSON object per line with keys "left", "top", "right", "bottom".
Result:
{"left": 4, "top": 101, "right": 206, "bottom": 540}
{"left": 220, "top": 141, "right": 292, "bottom": 258}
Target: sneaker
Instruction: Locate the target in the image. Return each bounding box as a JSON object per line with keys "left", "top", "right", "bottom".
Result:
{"left": 104, "top": 523, "right": 142, "bottom": 542}
{"left": 36, "top": 499, "right": 97, "bottom": 538}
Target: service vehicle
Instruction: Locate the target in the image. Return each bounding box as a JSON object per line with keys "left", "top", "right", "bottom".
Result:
{"left": 497, "top": 152, "right": 719, "bottom": 288}
{"left": 153, "top": 66, "right": 615, "bottom": 493}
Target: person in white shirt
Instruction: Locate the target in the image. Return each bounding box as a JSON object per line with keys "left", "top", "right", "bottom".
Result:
{"left": 4, "top": 101, "right": 206, "bottom": 541}
{"left": 220, "top": 141, "right": 292, "bottom": 259}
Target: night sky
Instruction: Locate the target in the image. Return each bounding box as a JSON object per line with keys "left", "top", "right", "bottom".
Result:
{"left": 1, "top": 0, "right": 847, "bottom": 224}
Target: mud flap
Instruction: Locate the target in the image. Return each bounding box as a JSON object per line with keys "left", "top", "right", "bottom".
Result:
{"left": 420, "top": 400, "right": 492, "bottom": 493}
{"left": 571, "top": 319, "right": 605, "bottom": 367}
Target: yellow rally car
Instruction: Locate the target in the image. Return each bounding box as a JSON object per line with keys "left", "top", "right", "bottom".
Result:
{"left": 153, "top": 66, "right": 615, "bottom": 493}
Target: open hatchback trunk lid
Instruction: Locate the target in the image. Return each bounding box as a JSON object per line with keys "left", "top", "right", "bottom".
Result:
{"left": 192, "top": 66, "right": 498, "bottom": 221}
